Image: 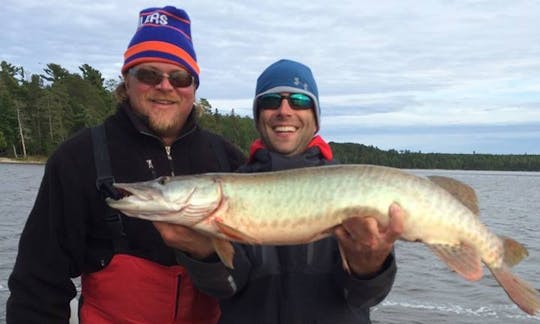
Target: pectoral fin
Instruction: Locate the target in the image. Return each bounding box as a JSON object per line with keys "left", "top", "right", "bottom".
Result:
{"left": 338, "top": 242, "right": 352, "bottom": 274}
{"left": 212, "top": 238, "right": 235, "bottom": 269}
{"left": 428, "top": 242, "right": 483, "bottom": 281}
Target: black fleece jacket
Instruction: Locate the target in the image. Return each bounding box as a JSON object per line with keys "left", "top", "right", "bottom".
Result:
{"left": 6, "top": 103, "right": 245, "bottom": 323}
{"left": 177, "top": 144, "right": 397, "bottom": 324}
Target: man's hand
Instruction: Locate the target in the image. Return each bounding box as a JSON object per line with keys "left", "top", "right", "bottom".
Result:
{"left": 334, "top": 203, "right": 404, "bottom": 276}
{"left": 153, "top": 222, "right": 215, "bottom": 259}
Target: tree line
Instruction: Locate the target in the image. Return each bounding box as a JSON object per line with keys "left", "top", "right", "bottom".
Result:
{"left": 1, "top": 61, "right": 539, "bottom": 171}
{"left": 330, "top": 143, "right": 540, "bottom": 171}
{"left": 0, "top": 61, "right": 117, "bottom": 158}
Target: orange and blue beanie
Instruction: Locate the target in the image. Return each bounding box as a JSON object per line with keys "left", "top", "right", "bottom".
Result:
{"left": 122, "top": 6, "right": 200, "bottom": 86}
{"left": 253, "top": 59, "right": 321, "bottom": 131}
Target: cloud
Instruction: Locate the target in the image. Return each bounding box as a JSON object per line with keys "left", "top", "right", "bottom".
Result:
{"left": 2, "top": 0, "right": 540, "bottom": 153}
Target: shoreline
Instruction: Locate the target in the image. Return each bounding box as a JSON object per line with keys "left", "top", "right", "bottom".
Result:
{"left": 0, "top": 157, "right": 46, "bottom": 165}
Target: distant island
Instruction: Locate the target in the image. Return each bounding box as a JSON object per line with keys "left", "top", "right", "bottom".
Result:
{"left": 328, "top": 142, "right": 540, "bottom": 171}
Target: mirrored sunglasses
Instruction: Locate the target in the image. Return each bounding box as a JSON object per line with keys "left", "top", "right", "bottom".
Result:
{"left": 129, "top": 68, "right": 194, "bottom": 88}
{"left": 256, "top": 93, "right": 314, "bottom": 110}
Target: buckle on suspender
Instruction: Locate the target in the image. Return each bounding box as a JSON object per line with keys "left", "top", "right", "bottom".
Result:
{"left": 96, "top": 176, "right": 122, "bottom": 200}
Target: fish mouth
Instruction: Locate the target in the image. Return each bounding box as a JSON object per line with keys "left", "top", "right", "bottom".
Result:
{"left": 108, "top": 176, "right": 174, "bottom": 201}
{"left": 112, "top": 183, "right": 153, "bottom": 201}
{"left": 105, "top": 183, "right": 173, "bottom": 217}
{"left": 112, "top": 186, "right": 133, "bottom": 199}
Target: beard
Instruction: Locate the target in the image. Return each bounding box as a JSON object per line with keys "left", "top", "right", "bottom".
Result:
{"left": 126, "top": 85, "right": 195, "bottom": 141}
{"left": 146, "top": 108, "right": 188, "bottom": 138}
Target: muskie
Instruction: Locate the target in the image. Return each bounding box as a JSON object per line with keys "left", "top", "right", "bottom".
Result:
{"left": 106, "top": 164, "right": 540, "bottom": 315}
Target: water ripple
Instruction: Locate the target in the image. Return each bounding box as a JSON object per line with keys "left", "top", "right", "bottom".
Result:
{"left": 2, "top": 165, "right": 539, "bottom": 323}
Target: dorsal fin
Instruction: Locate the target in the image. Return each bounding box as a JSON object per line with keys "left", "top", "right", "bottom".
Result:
{"left": 427, "top": 175, "right": 480, "bottom": 215}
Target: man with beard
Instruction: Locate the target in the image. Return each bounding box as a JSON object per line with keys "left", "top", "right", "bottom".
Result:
{"left": 6, "top": 6, "right": 245, "bottom": 323}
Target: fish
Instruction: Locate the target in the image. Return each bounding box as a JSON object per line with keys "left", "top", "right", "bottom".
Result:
{"left": 106, "top": 164, "right": 540, "bottom": 315}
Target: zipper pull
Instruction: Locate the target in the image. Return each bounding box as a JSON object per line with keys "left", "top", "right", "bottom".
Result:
{"left": 145, "top": 159, "right": 157, "bottom": 178}
{"left": 165, "top": 146, "right": 173, "bottom": 160}
{"left": 164, "top": 146, "right": 175, "bottom": 176}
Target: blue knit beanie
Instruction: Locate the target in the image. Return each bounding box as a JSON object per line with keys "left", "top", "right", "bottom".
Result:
{"left": 253, "top": 59, "right": 321, "bottom": 131}
{"left": 122, "top": 6, "right": 200, "bottom": 86}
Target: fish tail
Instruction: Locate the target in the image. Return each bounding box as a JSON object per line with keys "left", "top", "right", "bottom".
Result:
{"left": 489, "top": 265, "right": 540, "bottom": 315}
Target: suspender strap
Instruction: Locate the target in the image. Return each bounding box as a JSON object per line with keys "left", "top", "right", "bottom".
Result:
{"left": 208, "top": 133, "right": 231, "bottom": 171}
{"left": 92, "top": 124, "right": 121, "bottom": 200}
{"left": 91, "top": 124, "right": 127, "bottom": 250}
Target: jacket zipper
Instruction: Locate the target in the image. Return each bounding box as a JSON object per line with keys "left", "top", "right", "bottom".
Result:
{"left": 139, "top": 126, "right": 196, "bottom": 177}
{"left": 164, "top": 146, "right": 175, "bottom": 176}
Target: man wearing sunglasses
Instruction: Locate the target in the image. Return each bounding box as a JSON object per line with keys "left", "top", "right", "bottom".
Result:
{"left": 171, "top": 59, "right": 403, "bottom": 323}
{"left": 6, "top": 6, "right": 245, "bottom": 324}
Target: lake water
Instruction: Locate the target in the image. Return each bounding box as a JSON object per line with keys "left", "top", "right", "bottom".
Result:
{"left": 1, "top": 164, "right": 539, "bottom": 323}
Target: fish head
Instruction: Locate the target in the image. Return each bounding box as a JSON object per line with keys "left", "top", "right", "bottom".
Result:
{"left": 105, "top": 175, "right": 221, "bottom": 225}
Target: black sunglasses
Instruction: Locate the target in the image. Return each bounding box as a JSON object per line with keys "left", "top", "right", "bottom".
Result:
{"left": 256, "top": 93, "right": 314, "bottom": 110}
{"left": 129, "top": 67, "right": 194, "bottom": 88}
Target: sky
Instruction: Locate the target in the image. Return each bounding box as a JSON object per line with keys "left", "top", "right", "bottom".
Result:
{"left": 2, "top": 0, "right": 540, "bottom": 154}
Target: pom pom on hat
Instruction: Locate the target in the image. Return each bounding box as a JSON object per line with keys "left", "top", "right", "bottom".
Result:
{"left": 122, "top": 6, "right": 200, "bottom": 86}
{"left": 253, "top": 59, "right": 321, "bottom": 131}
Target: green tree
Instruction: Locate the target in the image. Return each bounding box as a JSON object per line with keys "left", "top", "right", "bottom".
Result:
{"left": 0, "top": 130, "right": 7, "bottom": 151}
{"left": 40, "top": 63, "right": 70, "bottom": 83}
{"left": 0, "top": 62, "right": 19, "bottom": 153}
{"left": 0, "top": 61, "right": 29, "bottom": 157}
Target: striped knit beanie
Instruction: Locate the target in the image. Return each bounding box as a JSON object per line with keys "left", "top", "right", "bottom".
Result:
{"left": 122, "top": 6, "right": 200, "bottom": 86}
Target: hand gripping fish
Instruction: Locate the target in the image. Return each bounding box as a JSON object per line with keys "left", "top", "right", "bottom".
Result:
{"left": 106, "top": 164, "right": 540, "bottom": 315}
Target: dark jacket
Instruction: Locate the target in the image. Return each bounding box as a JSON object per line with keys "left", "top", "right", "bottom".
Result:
{"left": 177, "top": 138, "right": 397, "bottom": 324}
{"left": 6, "top": 103, "right": 246, "bottom": 323}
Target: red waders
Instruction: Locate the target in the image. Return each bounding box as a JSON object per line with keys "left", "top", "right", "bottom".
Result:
{"left": 80, "top": 254, "right": 220, "bottom": 323}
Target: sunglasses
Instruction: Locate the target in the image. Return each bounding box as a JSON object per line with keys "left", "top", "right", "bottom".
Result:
{"left": 256, "top": 93, "right": 314, "bottom": 110}
{"left": 129, "top": 68, "right": 195, "bottom": 88}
